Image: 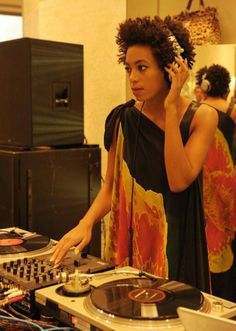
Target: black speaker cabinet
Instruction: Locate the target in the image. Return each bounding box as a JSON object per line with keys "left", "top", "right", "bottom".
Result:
{"left": 0, "top": 37, "right": 84, "bottom": 148}
{"left": 0, "top": 145, "right": 101, "bottom": 257}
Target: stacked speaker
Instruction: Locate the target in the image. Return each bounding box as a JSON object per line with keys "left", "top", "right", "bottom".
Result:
{"left": 0, "top": 37, "right": 84, "bottom": 148}
{"left": 0, "top": 38, "right": 101, "bottom": 257}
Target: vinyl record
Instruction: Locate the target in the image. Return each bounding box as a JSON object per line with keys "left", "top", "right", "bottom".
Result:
{"left": 0, "top": 232, "right": 50, "bottom": 255}
{"left": 90, "top": 277, "right": 204, "bottom": 320}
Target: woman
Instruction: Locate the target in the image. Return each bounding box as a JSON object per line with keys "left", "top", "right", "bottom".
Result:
{"left": 196, "top": 64, "right": 236, "bottom": 300}
{"left": 51, "top": 16, "right": 217, "bottom": 292}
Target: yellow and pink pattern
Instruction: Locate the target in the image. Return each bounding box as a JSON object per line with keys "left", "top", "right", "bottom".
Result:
{"left": 203, "top": 128, "right": 236, "bottom": 273}
{"left": 104, "top": 126, "right": 168, "bottom": 278}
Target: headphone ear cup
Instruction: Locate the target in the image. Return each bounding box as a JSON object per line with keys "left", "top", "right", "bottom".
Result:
{"left": 201, "top": 79, "right": 211, "bottom": 93}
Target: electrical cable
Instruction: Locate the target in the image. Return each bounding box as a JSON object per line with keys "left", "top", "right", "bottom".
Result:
{"left": 7, "top": 304, "right": 32, "bottom": 320}
{"left": 0, "top": 307, "right": 15, "bottom": 317}
{"left": 6, "top": 304, "right": 63, "bottom": 329}
{"left": 0, "top": 314, "right": 43, "bottom": 330}
{"left": 0, "top": 314, "right": 76, "bottom": 330}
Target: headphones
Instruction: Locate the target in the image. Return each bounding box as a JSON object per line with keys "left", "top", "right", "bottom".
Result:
{"left": 200, "top": 74, "right": 211, "bottom": 93}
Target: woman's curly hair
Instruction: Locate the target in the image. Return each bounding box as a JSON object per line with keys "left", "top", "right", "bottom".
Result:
{"left": 116, "top": 15, "right": 195, "bottom": 85}
{"left": 196, "top": 64, "right": 231, "bottom": 98}
{"left": 195, "top": 66, "right": 208, "bottom": 86}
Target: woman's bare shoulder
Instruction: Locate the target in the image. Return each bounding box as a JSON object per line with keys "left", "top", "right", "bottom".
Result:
{"left": 191, "top": 102, "right": 218, "bottom": 131}
{"left": 196, "top": 102, "right": 218, "bottom": 118}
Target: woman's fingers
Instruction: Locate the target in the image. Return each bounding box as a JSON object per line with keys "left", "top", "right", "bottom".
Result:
{"left": 165, "top": 57, "right": 189, "bottom": 84}
{"left": 174, "top": 56, "right": 188, "bottom": 70}
{"left": 50, "top": 238, "right": 75, "bottom": 266}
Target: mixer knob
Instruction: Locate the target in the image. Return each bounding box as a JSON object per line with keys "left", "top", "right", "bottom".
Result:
{"left": 212, "top": 300, "right": 223, "bottom": 312}
{"left": 13, "top": 265, "right": 17, "bottom": 270}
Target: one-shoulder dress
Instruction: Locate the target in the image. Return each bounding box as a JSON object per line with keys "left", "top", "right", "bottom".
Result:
{"left": 203, "top": 105, "right": 236, "bottom": 300}
{"left": 104, "top": 99, "right": 210, "bottom": 292}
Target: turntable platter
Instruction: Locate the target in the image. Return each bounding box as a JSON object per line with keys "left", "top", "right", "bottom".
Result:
{"left": 88, "top": 277, "right": 204, "bottom": 320}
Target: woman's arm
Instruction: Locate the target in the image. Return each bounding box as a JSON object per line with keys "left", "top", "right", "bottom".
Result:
{"left": 165, "top": 104, "right": 218, "bottom": 192}
{"left": 164, "top": 57, "right": 218, "bottom": 192}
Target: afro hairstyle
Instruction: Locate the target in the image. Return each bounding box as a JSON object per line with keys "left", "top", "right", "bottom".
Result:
{"left": 116, "top": 15, "right": 195, "bottom": 85}
{"left": 201, "top": 64, "right": 231, "bottom": 98}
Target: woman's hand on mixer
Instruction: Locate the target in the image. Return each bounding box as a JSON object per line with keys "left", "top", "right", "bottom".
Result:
{"left": 50, "top": 220, "right": 92, "bottom": 267}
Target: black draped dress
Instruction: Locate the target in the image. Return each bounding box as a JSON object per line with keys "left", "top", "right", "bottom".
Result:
{"left": 104, "top": 99, "right": 210, "bottom": 292}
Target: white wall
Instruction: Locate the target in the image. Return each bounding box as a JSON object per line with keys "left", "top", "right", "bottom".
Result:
{"left": 23, "top": 0, "right": 127, "bottom": 179}
{"left": 0, "top": 14, "right": 22, "bottom": 40}
{"left": 127, "top": 0, "right": 159, "bottom": 18}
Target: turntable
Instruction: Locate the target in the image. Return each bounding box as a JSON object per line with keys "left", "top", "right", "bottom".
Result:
{"left": 0, "top": 227, "right": 114, "bottom": 317}
{"left": 0, "top": 227, "right": 55, "bottom": 262}
{"left": 35, "top": 267, "right": 236, "bottom": 331}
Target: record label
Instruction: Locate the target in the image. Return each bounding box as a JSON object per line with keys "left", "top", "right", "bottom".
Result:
{"left": 128, "top": 288, "right": 166, "bottom": 303}
{"left": 0, "top": 238, "right": 23, "bottom": 246}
